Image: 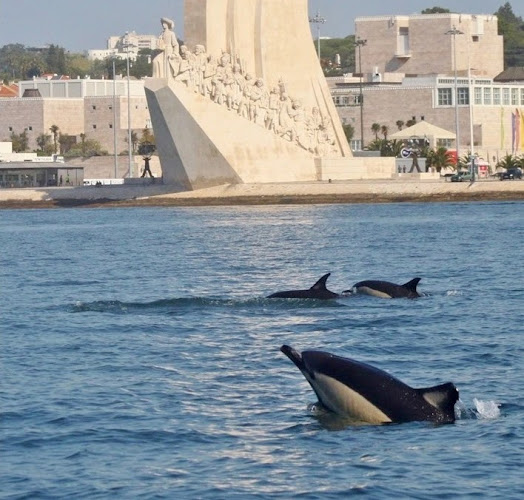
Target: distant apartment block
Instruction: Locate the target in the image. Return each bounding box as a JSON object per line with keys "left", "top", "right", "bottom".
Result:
{"left": 88, "top": 31, "right": 158, "bottom": 61}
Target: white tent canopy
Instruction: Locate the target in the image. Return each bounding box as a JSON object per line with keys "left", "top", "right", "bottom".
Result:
{"left": 390, "top": 121, "right": 456, "bottom": 148}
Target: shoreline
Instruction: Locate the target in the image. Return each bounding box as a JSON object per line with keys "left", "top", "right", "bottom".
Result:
{"left": 1, "top": 179, "right": 524, "bottom": 209}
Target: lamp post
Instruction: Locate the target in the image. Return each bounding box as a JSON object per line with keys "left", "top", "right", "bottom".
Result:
{"left": 445, "top": 25, "right": 464, "bottom": 168}
{"left": 309, "top": 11, "right": 326, "bottom": 61}
{"left": 123, "top": 33, "right": 135, "bottom": 178}
{"left": 468, "top": 63, "right": 475, "bottom": 182}
{"left": 112, "top": 58, "right": 118, "bottom": 179}
{"left": 355, "top": 38, "right": 367, "bottom": 150}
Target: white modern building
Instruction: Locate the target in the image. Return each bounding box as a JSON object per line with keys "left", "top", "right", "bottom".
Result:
{"left": 88, "top": 31, "right": 158, "bottom": 61}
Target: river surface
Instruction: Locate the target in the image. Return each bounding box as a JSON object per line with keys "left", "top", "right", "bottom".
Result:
{"left": 2, "top": 201, "right": 523, "bottom": 499}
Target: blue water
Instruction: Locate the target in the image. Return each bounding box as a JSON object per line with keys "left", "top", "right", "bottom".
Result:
{"left": 1, "top": 202, "right": 523, "bottom": 499}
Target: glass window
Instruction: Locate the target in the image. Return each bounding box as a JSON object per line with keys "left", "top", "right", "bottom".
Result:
{"left": 457, "top": 87, "right": 469, "bottom": 105}
{"left": 474, "top": 87, "right": 482, "bottom": 105}
{"left": 502, "top": 88, "right": 510, "bottom": 105}
{"left": 438, "top": 88, "right": 452, "bottom": 106}
{"left": 511, "top": 88, "right": 518, "bottom": 105}
{"left": 493, "top": 88, "right": 500, "bottom": 105}
{"left": 483, "top": 87, "right": 491, "bottom": 105}
{"left": 521, "top": 89, "right": 524, "bottom": 105}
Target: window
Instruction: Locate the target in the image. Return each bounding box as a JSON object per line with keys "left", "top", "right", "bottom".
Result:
{"left": 109, "top": 105, "right": 112, "bottom": 110}
{"left": 8, "top": 126, "right": 13, "bottom": 131}
{"left": 109, "top": 124, "right": 113, "bottom": 129}
{"left": 438, "top": 88, "right": 452, "bottom": 106}
{"left": 92, "top": 105, "right": 97, "bottom": 110}
{"left": 474, "top": 87, "right": 482, "bottom": 105}
{"left": 503, "top": 88, "right": 510, "bottom": 105}
{"left": 92, "top": 124, "right": 97, "bottom": 129}
{"left": 493, "top": 88, "right": 500, "bottom": 105}
{"left": 521, "top": 89, "right": 524, "bottom": 105}
{"left": 457, "top": 87, "right": 469, "bottom": 105}
{"left": 483, "top": 87, "right": 491, "bottom": 105}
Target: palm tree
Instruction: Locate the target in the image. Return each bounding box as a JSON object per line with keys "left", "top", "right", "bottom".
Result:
{"left": 396, "top": 120, "right": 405, "bottom": 131}
{"left": 381, "top": 125, "right": 389, "bottom": 140}
{"left": 49, "top": 124, "right": 60, "bottom": 154}
{"left": 427, "top": 147, "right": 454, "bottom": 173}
{"left": 79, "top": 133, "right": 87, "bottom": 156}
{"left": 371, "top": 123, "right": 381, "bottom": 140}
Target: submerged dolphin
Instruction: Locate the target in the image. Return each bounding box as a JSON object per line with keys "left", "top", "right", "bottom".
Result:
{"left": 344, "top": 277, "right": 422, "bottom": 299}
{"left": 280, "top": 345, "right": 458, "bottom": 424}
{"left": 267, "top": 273, "right": 339, "bottom": 300}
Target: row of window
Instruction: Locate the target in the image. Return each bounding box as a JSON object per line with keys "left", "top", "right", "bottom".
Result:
{"left": 333, "top": 87, "right": 524, "bottom": 108}
{"left": 438, "top": 87, "right": 524, "bottom": 107}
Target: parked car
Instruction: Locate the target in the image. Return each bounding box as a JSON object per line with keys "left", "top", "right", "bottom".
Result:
{"left": 499, "top": 167, "right": 522, "bottom": 180}
{"left": 450, "top": 171, "right": 473, "bottom": 182}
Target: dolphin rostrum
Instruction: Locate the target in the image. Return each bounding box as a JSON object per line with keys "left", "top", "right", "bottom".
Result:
{"left": 267, "top": 273, "right": 339, "bottom": 300}
{"left": 280, "top": 345, "right": 458, "bottom": 424}
{"left": 344, "top": 278, "right": 422, "bottom": 299}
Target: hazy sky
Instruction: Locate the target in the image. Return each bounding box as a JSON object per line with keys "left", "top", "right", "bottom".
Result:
{"left": 0, "top": 0, "right": 521, "bottom": 52}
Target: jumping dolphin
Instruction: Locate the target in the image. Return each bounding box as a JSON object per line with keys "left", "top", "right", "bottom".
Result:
{"left": 280, "top": 345, "right": 458, "bottom": 424}
{"left": 267, "top": 273, "right": 339, "bottom": 300}
{"left": 344, "top": 278, "right": 422, "bottom": 299}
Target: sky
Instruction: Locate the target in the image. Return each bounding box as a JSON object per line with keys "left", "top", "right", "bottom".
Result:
{"left": 0, "top": 0, "right": 522, "bottom": 52}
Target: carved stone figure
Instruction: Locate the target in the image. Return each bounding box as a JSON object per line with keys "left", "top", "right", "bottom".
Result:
{"left": 152, "top": 18, "right": 179, "bottom": 80}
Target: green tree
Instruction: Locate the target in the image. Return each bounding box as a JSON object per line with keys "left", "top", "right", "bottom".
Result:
{"left": 36, "top": 133, "right": 52, "bottom": 154}
{"left": 10, "top": 130, "right": 29, "bottom": 152}
{"left": 421, "top": 7, "right": 451, "bottom": 14}
{"left": 49, "top": 124, "right": 60, "bottom": 153}
{"left": 381, "top": 125, "right": 389, "bottom": 140}
{"left": 396, "top": 120, "right": 405, "bottom": 131}
{"left": 496, "top": 2, "right": 524, "bottom": 67}
{"left": 426, "top": 147, "right": 455, "bottom": 173}
{"left": 58, "top": 134, "right": 76, "bottom": 154}
{"left": 371, "top": 123, "right": 381, "bottom": 140}
{"left": 342, "top": 123, "right": 355, "bottom": 143}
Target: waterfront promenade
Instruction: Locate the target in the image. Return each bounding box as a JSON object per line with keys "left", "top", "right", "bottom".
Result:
{"left": 1, "top": 178, "right": 524, "bottom": 208}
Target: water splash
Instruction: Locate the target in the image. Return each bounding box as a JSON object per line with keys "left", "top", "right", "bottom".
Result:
{"left": 473, "top": 398, "right": 501, "bottom": 419}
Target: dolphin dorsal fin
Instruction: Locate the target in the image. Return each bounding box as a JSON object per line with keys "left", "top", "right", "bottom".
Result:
{"left": 418, "top": 382, "right": 459, "bottom": 416}
{"left": 310, "top": 273, "right": 331, "bottom": 290}
{"left": 402, "top": 277, "right": 421, "bottom": 292}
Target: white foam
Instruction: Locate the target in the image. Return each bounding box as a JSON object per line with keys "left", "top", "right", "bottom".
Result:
{"left": 473, "top": 398, "right": 501, "bottom": 419}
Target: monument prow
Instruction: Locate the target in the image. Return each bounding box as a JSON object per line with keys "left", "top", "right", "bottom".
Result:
{"left": 146, "top": 0, "right": 353, "bottom": 190}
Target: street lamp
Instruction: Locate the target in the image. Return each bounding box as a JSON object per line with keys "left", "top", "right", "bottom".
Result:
{"left": 112, "top": 58, "right": 118, "bottom": 179}
{"left": 445, "top": 25, "right": 464, "bottom": 168}
{"left": 355, "top": 38, "right": 367, "bottom": 150}
{"left": 309, "top": 11, "right": 326, "bottom": 61}
{"left": 122, "top": 33, "right": 136, "bottom": 178}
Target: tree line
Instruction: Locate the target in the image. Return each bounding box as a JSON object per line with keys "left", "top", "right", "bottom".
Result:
{"left": 0, "top": 43, "right": 154, "bottom": 83}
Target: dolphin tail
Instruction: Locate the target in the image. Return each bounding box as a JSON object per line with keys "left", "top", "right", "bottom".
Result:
{"left": 280, "top": 345, "right": 306, "bottom": 371}
{"left": 402, "top": 277, "right": 421, "bottom": 293}
{"left": 417, "top": 382, "right": 459, "bottom": 421}
{"left": 310, "top": 273, "right": 331, "bottom": 291}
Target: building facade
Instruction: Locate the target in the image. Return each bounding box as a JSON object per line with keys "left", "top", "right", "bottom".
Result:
{"left": 332, "top": 12, "right": 523, "bottom": 164}
{"left": 0, "top": 77, "right": 152, "bottom": 156}
{"left": 88, "top": 31, "right": 158, "bottom": 61}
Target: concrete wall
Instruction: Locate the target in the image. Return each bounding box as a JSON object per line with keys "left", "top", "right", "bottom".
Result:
{"left": 355, "top": 14, "right": 503, "bottom": 79}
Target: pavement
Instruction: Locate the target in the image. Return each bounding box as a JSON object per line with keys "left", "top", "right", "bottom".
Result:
{"left": 1, "top": 178, "right": 524, "bottom": 208}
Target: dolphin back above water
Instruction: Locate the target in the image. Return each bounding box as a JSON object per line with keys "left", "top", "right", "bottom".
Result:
{"left": 267, "top": 273, "right": 339, "bottom": 300}
{"left": 346, "top": 277, "right": 422, "bottom": 299}
{"left": 280, "top": 345, "right": 458, "bottom": 424}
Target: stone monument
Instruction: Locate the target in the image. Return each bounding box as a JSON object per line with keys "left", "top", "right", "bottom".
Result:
{"left": 145, "top": 0, "right": 355, "bottom": 190}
